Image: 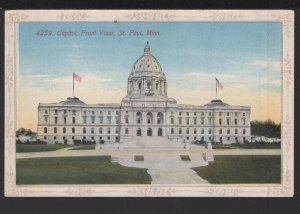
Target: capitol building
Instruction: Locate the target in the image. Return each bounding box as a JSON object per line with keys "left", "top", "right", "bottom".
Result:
{"left": 37, "top": 42, "right": 251, "bottom": 145}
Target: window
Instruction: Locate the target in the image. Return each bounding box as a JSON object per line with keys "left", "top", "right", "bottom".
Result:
{"left": 171, "top": 128, "right": 174, "bottom": 134}
{"left": 107, "top": 117, "right": 111, "bottom": 124}
{"left": 201, "top": 128, "right": 204, "bottom": 134}
{"left": 55, "top": 117, "right": 58, "bottom": 124}
{"left": 54, "top": 127, "right": 57, "bottom": 133}
{"left": 243, "top": 112, "right": 246, "bottom": 116}
{"left": 158, "top": 128, "right": 163, "bottom": 136}
{"left": 243, "top": 119, "right": 246, "bottom": 125}
{"left": 91, "top": 116, "right": 95, "bottom": 124}
{"left": 83, "top": 110, "right": 86, "bottom": 114}
{"left": 209, "top": 128, "right": 212, "bottom": 134}
{"left": 147, "top": 81, "right": 151, "bottom": 89}
{"left": 136, "top": 112, "right": 142, "bottom": 124}
{"left": 209, "top": 137, "right": 211, "bottom": 140}
{"left": 108, "top": 111, "right": 111, "bottom": 115}
{"left": 194, "top": 118, "right": 197, "bottom": 125}
{"left": 171, "top": 117, "right": 174, "bottom": 124}
{"left": 179, "top": 128, "right": 182, "bottom": 134}
{"left": 99, "top": 116, "right": 103, "bottom": 124}
{"left": 64, "top": 117, "right": 67, "bottom": 124}
{"left": 83, "top": 116, "right": 87, "bottom": 124}
{"left": 55, "top": 110, "right": 58, "bottom": 114}
{"left": 92, "top": 111, "right": 94, "bottom": 115}
{"left": 219, "top": 118, "right": 222, "bottom": 125}
{"left": 219, "top": 112, "right": 222, "bottom": 116}
{"left": 137, "top": 128, "right": 141, "bottom": 136}
{"left": 243, "top": 129, "right": 246, "bottom": 134}
{"left": 72, "top": 110, "right": 76, "bottom": 115}
{"left": 54, "top": 136, "right": 57, "bottom": 140}
{"left": 138, "top": 82, "right": 142, "bottom": 89}
{"left": 156, "top": 82, "right": 158, "bottom": 90}
{"left": 72, "top": 117, "right": 75, "bottom": 124}
{"left": 83, "top": 127, "right": 86, "bottom": 134}
{"left": 227, "top": 128, "right": 230, "bottom": 134}
{"left": 219, "top": 129, "right": 222, "bottom": 134}
{"left": 99, "top": 128, "right": 102, "bottom": 134}
{"left": 45, "top": 110, "right": 48, "bottom": 114}
{"left": 179, "top": 112, "right": 182, "bottom": 116}
{"left": 108, "top": 136, "right": 110, "bottom": 140}
{"left": 186, "top": 118, "right": 189, "bottom": 125}
{"left": 186, "top": 112, "right": 189, "bottom": 116}
{"left": 64, "top": 110, "right": 67, "bottom": 114}
{"left": 201, "top": 112, "right": 204, "bottom": 116}
{"left": 91, "top": 128, "right": 94, "bottom": 134}
{"left": 179, "top": 118, "right": 182, "bottom": 124}
{"left": 227, "top": 137, "right": 230, "bottom": 140}
{"left": 235, "top": 128, "right": 238, "bottom": 134}
{"left": 194, "top": 112, "right": 196, "bottom": 116}
{"left": 235, "top": 112, "right": 238, "bottom": 116}
{"left": 72, "top": 127, "right": 75, "bottom": 134}
{"left": 125, "top": 128, "right": 128, "bottom": 134}
{"left": 194, "top": 128, "right": 197, "bottom": 134}
{"left": 63, "top": 127, "right": 66, "bottom": 133}
{"left": 91, "top": 136, "right": 94, "bottom": 140}
{"left": 107, "top": 128, "right": 111, "bottom": 134}
{"left": 157, "top": 112, "right": 163, "bottom": 124}
{"left": 209, "top": 112, "right": 212, "bottom": 116}
{"left": 44, "top": 127, "right": 47, "bottom": 133}
{"left": 115, "top": 129, "right": 119, "bottom": 134}
{"left": 227, "top": 112, "right": 229, "bottom": 116}
{"left": 44, "top": 136, "right": 47, "bottom": 140}
{"left": 194, "top": 137, "right": 196, "bottom": 140}
{"left": 125, "top": 117, "right": 129, "bottom": 124}
{"left": 201, "top": 137, "right": 204, "bottom": 141}
{"left": 116, "top": 111, "right": 119, "bottom": 115}
{"left": 44, "top": 116, "right": 48, "bottom": 123}
{"left": 201, "top": 117, "right": 204, "bottom": 125}
{"left": 235, "top": 119, "right": 237, "bottom": 125}
{"left": 186, "top": 128, "right": 189, "bottom": 134}
{"left": 227, "top": 118, "right": 229, "bottom": 125}
{"left": 99, "top": 111, "right": 103, "bottom": 115}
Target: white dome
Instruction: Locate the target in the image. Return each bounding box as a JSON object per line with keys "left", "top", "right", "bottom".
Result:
{"left": 129, "top": 42, "right": 165, "bottom": 78}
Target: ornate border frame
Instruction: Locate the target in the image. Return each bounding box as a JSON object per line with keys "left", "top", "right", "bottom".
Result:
{"left": 5, "top": 10, "right": 294, "bottom": 197}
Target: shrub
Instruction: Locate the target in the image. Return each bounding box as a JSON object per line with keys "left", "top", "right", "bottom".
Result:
{"left": 180, "top": 155, "right": 191, "bottom": 161}
{"left": 100, "top": 139, "right": 105, "bottom": 144}
{"left": 134, "top": 155, "right": 144, "bottom": 161}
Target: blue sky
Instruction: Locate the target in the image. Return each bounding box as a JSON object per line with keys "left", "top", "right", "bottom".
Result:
{"left": 18, "top": 22, "right": 282, "bottom": 129}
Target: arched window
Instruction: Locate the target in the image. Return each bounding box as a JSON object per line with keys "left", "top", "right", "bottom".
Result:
{"left": 171, "top": 128, "right": 174, "bottom": 134}
{"left": 209, "top": 128, "right": 212, "bottom": 134}
{"left": 136, "top": 112, "right": 142, "bottom": 124}
{"left": 179, "top": 128, "right": 182, "bottom": 134}
{"left": 146, "top": 112, "right": 153, "bottom": 124}
{"left": 194, "top": 128, "right": 197, "bottom": 134}
{"left": 235, "top": 128, "right": 238, "bottom": 134}
{"left": 147, "top": 128, "right": 152, "bottom": 136}
{"left": 158, "top": 128, "right": 162, "bottom": 136}
{"left": 201, "top": 128, "right": 204, "bottom": 134}
{"left": 72, "top": 127, "right": 75, "bottom": 134}
{"left": 219, "top": 129, "right": 222, "bottom": 134}
{"left": 186, "top": 128, "right": 189, "bottom": 134}
{"left": 137, "top": 128, "right": 142, "bottom": 136}
{"left": 63, "top": 127, "right": 66, "bottom": 134}
{"left": 147, "top": 81, "right": 151, "bottom": 90}
{"left": 54, "top": 127, "right": 57, "bottom": 133}
{"left": 125, "top": 128, "right": 129, "bottom": 134}
{"left": 157, "top": 112, "right": 163, "bottom": 124}
{"left": 227, "top": 128, "right": 230, "bottom": 134}
{"left": 91, "top": 127, "right": 94, "bottom": 134}
{"left": 83, "top": 127, "right": 86, "bottom": 134}
{"left": 99, "top": 127, "right": 102, "bottom": 134}
{"left": 243, "top": 129, "right": 246, "bottom": 134}
{"left": 44, "top": 127, "right": 47, "bottom": 133}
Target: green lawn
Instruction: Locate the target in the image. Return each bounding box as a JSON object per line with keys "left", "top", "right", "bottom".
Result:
{"left": 16, "top": 156, "right": 151, "bottom": 184}
{"left": 70, "top": 145, "right": 95, "bottom": 150}
{"left": 194, "top": 155, "right": 281, "bottom": 184}
{"left": 16, "top": 144, "right": 74, "bottom": 153}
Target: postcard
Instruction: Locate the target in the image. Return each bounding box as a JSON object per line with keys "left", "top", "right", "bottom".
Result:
{"left": 5, "top": 10, "right": 294, "bottom": 197}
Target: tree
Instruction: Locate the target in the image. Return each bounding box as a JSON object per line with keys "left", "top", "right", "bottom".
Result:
{"left": 16, "top": 128, "right": 36, "bottom": 137}
{"left": 251, "top": 119, "right": 281, "bottom": 138}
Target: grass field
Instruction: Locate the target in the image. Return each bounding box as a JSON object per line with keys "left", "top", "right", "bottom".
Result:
{"left": 70, "top": 145, "right": 95, "bottom": 150}
{"left": 16, "top": 156, "right": 152, "bottom": 184}
{"left": 193, "top": 155, "right": 281, "bottom": 184}
{"left": 16, "top": 144, "right": 74, "bottom": 153}
{"left": 212, "top": 144, "right": 281, "bottom": 149}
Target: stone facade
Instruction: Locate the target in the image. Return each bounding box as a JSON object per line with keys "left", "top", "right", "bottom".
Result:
{"left": 37, "top": 42, "right": 251, "bottom": 145}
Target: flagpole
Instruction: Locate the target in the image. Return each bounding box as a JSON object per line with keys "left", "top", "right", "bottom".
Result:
{"left": 73, "top": 72, "right": 74, "bottom": 98}
{"left": 215, "top": 78, "right": 217, "bottom": 99}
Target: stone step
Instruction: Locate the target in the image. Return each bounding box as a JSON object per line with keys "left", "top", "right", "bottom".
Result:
{"left": 111, "top": 157, "right": 119, "bottom": 163}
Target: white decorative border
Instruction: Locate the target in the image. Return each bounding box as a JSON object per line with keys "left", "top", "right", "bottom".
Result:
{"left": 5, "top": 10, "right": 294, "bottom": 197}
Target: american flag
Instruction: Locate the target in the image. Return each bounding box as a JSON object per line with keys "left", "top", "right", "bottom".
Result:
{"left": 215, "top": 78, "right": 223, "bottom": 90}
{"left": 73, "top": 73, "right": 82, "bottom": 82}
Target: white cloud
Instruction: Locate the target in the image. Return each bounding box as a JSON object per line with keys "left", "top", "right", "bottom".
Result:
{"left": 253, "top": 59, "right": 281, "bottom": 72}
